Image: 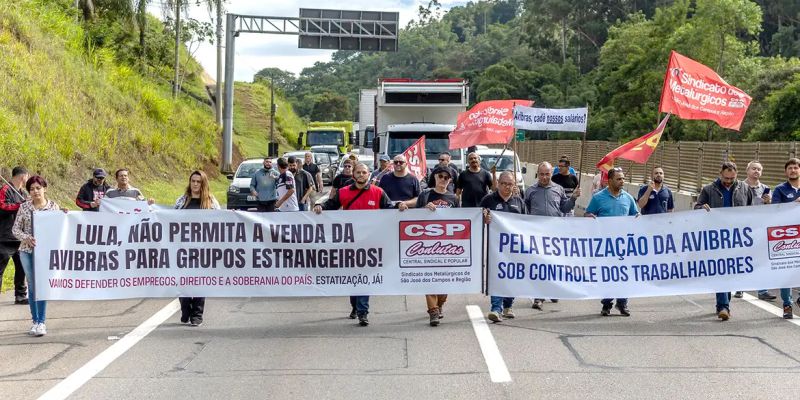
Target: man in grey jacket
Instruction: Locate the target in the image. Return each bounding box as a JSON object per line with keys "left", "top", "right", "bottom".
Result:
{"left": 694, "top": 161, "right": 753, "bottom": 321}
{"left": 250, "top": 158, "right": 280, "bottom": 212}
{"left": 524, "top": 162, "right": 581, "bottom": 309}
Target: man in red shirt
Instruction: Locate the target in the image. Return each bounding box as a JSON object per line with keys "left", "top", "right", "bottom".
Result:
{"left": 314, "top": 163, "right": 398, "bottom": 326}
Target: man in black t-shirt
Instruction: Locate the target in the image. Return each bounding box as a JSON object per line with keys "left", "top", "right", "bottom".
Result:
{"left": 481, "top": 171, "right": 526, "bottom": 323}
{"left": 329, "top": 159, "right": 355, "bottom": 198}
{"left": 379, "top": 155, "right": 420, "bottom": 208}
{"left": 302, "top": 152, "right": 323, "bottom": 192}
{"left": 402, "top": 166, "right": 457, "bottom": 327}
{"left": 552, "top": 158, "right": 579, "bottom": 197}
{"left": 457, "top": 152, "right": 495, "bottom": 207}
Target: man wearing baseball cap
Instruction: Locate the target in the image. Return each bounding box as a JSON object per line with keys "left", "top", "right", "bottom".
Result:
{"left": 75, "top": 168, "right": 111, "bottom": 211}
{"left": 369, "top": 154, "right": 391, "bottom": 184}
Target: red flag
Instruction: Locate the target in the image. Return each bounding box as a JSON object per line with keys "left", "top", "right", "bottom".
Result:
{"left": 659, "top": 50, "right": 751, "bottom": 131}
{"left": 597, "top": 114, "right": 670, "bottom": 172}
{"left": 448, "top": 100, "right": 534, "bottom": 149}
{"left": 402, "top": 136, "right": 427, "bottom": 181}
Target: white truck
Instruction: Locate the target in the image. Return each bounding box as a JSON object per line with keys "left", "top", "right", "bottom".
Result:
{"left": 373, "top": 79, "right": 469, "bottom": 171}
{"left": 357, "top": 89, "right": 377, "bottom": 154}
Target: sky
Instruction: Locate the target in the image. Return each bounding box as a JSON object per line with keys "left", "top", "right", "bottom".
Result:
{"left": 149, "top": 0, "right": 465, "bottom": 82}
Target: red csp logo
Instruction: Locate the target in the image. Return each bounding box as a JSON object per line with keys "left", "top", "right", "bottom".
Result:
{"left": 399, "top": 221, "right": 471, "bottom": 241}
{"left": 398, "top": 220, "right": 472, "bottom": 268}
{"left": 768, "top": 224, "right": 800, "bottom": 260}
{"left": 768, "top": 225, "right": 800, "bottom": 240}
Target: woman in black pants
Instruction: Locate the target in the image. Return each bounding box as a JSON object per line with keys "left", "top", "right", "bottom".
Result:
{"left": 174, "top": 170, "right": 220, "bottom": 326}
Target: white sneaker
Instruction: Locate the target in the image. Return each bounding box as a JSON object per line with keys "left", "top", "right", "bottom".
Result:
{"left": 28, "top": 322, "right": 37, "bottom": 336}
{"left": 34, "top": 323, "right": 46, "bottom": 337}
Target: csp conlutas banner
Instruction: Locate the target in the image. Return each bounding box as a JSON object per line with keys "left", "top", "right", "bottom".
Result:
{"left": 513, "top": 105, "right": 588, "bottom": 132}
{"left": 34, "top": 209, "right": 483, "bottom": 300}
{"left": 488, "top": 204, "right": 800, "bottom": 299}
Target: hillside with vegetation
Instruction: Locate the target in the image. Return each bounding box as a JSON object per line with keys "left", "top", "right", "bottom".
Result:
{"left": 273, "top": 0, "right": 800, "bottom": 142}
{"left": 0, "top": 0, "right": 305, "bottom": 209}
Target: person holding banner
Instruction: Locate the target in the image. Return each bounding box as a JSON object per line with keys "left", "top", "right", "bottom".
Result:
{"left": 585, "top": 167, "right": 639, "bottom": 317}
{"left": 105, "top": 168, "right": 155, "bottom": 205}
{"left": 12, "top": 176, "right": 66, "bottom": 337}
{"left": 409, "top": 165, "right": 459, "bottom": 326}
{"left": 771, "top": 158, "right": 800, "bottom": 319}
{"left": 0, "top": 166, "right": 29, "bottom": 305}
{"left": 695, "top": 162, "right": 753, "bottom": 321}
{"left": 250, "top": 159, "right": 279, "bottom": 212}
{"left": 525, "top": 162, "right": 580, "bottom": 310}
{"left": 175, "top": 170, "right": 221, "bottom": 327}
{"left": 314, "top": 163, "right": 399, "bottom": 327}
{"left": 481, "top": 171, "right": 526, "bottom": 322}
{"left": 740, "top": 161, "right": 776, "bottom": 301}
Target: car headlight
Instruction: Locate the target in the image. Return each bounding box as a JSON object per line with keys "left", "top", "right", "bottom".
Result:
{"left": 228, "top": 185, "right": 238, "bottom": 194}
{"left": 323, "top": 168, "right": 329, "bottom": 173}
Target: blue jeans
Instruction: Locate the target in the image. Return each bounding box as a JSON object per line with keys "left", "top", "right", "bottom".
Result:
{"left": 350, "top": 296, "right": 369, "bottom": 316}
{"left": 490, "top": 296, "right": 514, "bottom": 313}
{"left": 780, "top": 288, "right": 793, "bottom": 307}
{"left": 716, "top": 292, "right": 730, "bottom": 312}
{"left": 19, "top": 251, "right": 46, "bottom": 323}
{"left": 601, "top": 298, "right": 628, "bottom": 308}
{"left": 298, "top": 203, "right": 307, "bottom": 211}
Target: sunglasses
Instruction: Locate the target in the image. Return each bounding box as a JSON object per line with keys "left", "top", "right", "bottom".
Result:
{"left": 438, "top": 158, "right": 447, "bottom": 162}
{"left": 343, "top": 165, "right": 353, "bottom": 168}
{"left": 394, "top": 160, "right": 406, "bottom": 165}
{"left": 436, "top": 174, "right": 451, "bottom": 180}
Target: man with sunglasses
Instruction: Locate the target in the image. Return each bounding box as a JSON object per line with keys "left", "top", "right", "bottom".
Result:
{"left": 378, "top": 155, "right": 420, "bottom": 209}
{"left": 402, "top": 166, "right": 459, "bottom": 326}
{"left": 76, "top": 168, "right": 111, "bottom": 211}
{"left": 585, "top": 166, "right": 639, "bottom": 317}
{"left": 457, "top": 152, "right": 495, "bottom": 208}
{"left": 426, "top": 152, "right": 459, "bottom": 193}
{"left": 329, "top": 159, "right": 355, "bottom": 199}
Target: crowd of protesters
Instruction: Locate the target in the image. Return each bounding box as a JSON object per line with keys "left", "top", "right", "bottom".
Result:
{"left": 2, "top": 154, "right": 799, "bottom": 336}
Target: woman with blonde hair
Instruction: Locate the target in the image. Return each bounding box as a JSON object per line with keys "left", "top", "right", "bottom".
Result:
{"left": 175, "top": 170, "right": 220, "bottom": 326}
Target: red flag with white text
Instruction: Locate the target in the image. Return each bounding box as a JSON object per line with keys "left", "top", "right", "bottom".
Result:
{"left": 402, "top": 136, "right": 427, "bottom": 181}
{"left": 659, "top": 51, "right": 751, "bottom": 131}
{"left": 448, "top": 100, "right": 533, "bottom": 149}
{"left": 596, "top": 114, "right": 670, "bottom": 172}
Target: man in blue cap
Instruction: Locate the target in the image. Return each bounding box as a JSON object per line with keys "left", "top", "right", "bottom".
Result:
{"left": 370, "top": 154, "right": 391, "bottom": 184}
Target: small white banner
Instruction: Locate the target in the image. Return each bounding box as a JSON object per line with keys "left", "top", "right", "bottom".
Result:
{"left": 34, "top": 208, "right": 483, "bottom": 300}
{"left": 513, "top": 105, "right": 588, "bottom": 132}
{"left": 488, "top": 204, "right": 800, "bottom": 299}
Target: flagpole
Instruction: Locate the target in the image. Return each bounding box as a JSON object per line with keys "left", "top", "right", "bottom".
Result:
{"left": 512, "top": 102, "right": 518, "bottom": 194}
{"left": 577, "top": 104, "right": 589, "bottom": 185}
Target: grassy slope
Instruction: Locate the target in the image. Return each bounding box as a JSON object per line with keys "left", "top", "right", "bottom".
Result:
{"left": 233, "top": 82, "right": 305, "bottom": 158}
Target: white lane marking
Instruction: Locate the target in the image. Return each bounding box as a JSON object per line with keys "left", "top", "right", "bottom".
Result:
{"left": 466, "top": 305, "right": 512, "bottom": 383}
{"left": 38, "top": 299, "right": 180, "bottom": 400}
{"left": 742, "top": 293, "right": 800, "bottom": 327}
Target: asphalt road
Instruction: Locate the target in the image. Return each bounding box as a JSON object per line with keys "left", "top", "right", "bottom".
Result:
{"left": 3, "top": 289, "right": 800, "bottom": 400}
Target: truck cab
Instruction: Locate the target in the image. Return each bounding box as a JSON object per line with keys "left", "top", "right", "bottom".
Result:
{"left": 375, "top": 79, "right": 469, "bottom": 171}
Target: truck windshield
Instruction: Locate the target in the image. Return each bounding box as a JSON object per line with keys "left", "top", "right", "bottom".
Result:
{"left": 364, "top": 127, "right": 375, "bottom": 147}
{"left": 480, "top": 155, "right": 517, "bottom": 171}
{"left": 307, "top": 131, "right": 344, "bottom": 146}
{"left": 387, "top": 132, "right": 461, "bottom": 160}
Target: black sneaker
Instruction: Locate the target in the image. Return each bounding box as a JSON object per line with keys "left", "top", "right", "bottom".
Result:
{"left": 615, "top": 303, "right": 631, "bottom": 317}
{"left": 358, "top": 315, "right": 369, "bottom": 326}
{"left": 429, "top": 310, "right": 440, "bottom": 327}
{"left": 190, "top": 318, "right": 203, "bottom": 327}
{"left": 784, "top": 305, "right": 794, "bottom": 319}
{"left": 14, "top": 298, "right": 28, "bottom": 305}
{"left": 349, "top": 308, "right": 357, "bottom": 319}
{"left": 532, "top": 299, "right": 543, "bottom": 310}
{"left": 550, "top": 299, "right": 559, "bottom": 303}
{"left": 733, "top": 291, "right": 744, "bottom": 298}
{"left": 601, "top": 306, "right": 612, "bottom": 316}
{"left": 758, "top": 292, "right": 777, "bottom": 301}
{"left": 180, "top": 312, "right": 189, "bottom": 324}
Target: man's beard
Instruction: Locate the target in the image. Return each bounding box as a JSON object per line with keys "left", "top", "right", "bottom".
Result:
{"left": 654, "top": 177, "right": 663, "bottom": 183}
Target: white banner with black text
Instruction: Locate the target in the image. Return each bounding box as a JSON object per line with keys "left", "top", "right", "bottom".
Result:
{"left": 488, "top": 204, "right": 800, "bottom": 299}
{"left": 34, "top": 208, "right": 483, "bottom": 300}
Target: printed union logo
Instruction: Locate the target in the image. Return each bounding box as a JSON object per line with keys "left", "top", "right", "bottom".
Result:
{"left": 768, "top": 225, "right": 800, "bottom": 260}
{"left": 398, "top": 220, "right": 472, "bottom": 268}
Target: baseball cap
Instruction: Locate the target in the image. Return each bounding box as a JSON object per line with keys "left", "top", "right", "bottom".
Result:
{"left": 432, "top": 166, "right": 452, "bottom": 178}
{"left": 93, "top": 168, "right": 107, "bottom": 178}
{"left": 379, "top": 154, "right": 391, "bottom": 161}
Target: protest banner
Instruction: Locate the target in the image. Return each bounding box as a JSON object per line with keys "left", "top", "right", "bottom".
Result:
{"left": 448, "top": 99, "right": 533, "bottom": 149}
{"left": 99, "top": 198, "right": 169, "bottom": 214}
{"left": 488, "top": 204, "right": 800, "bottom": 299}
{"left": 34, "top": 208, "right": 483, "bottom": 300}
{"left": 659, "top": 50, "right": 751, "bottom": 130}
{"left": 513, "top": 106, "right": 588, "bottom": 132}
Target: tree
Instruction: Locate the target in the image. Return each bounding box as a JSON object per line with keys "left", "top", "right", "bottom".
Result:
{"left": 253, "top": 68, "right": 296, "bottom": 93}
{"left": 310, "top": 93, "right": 352, "bottom": 121}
